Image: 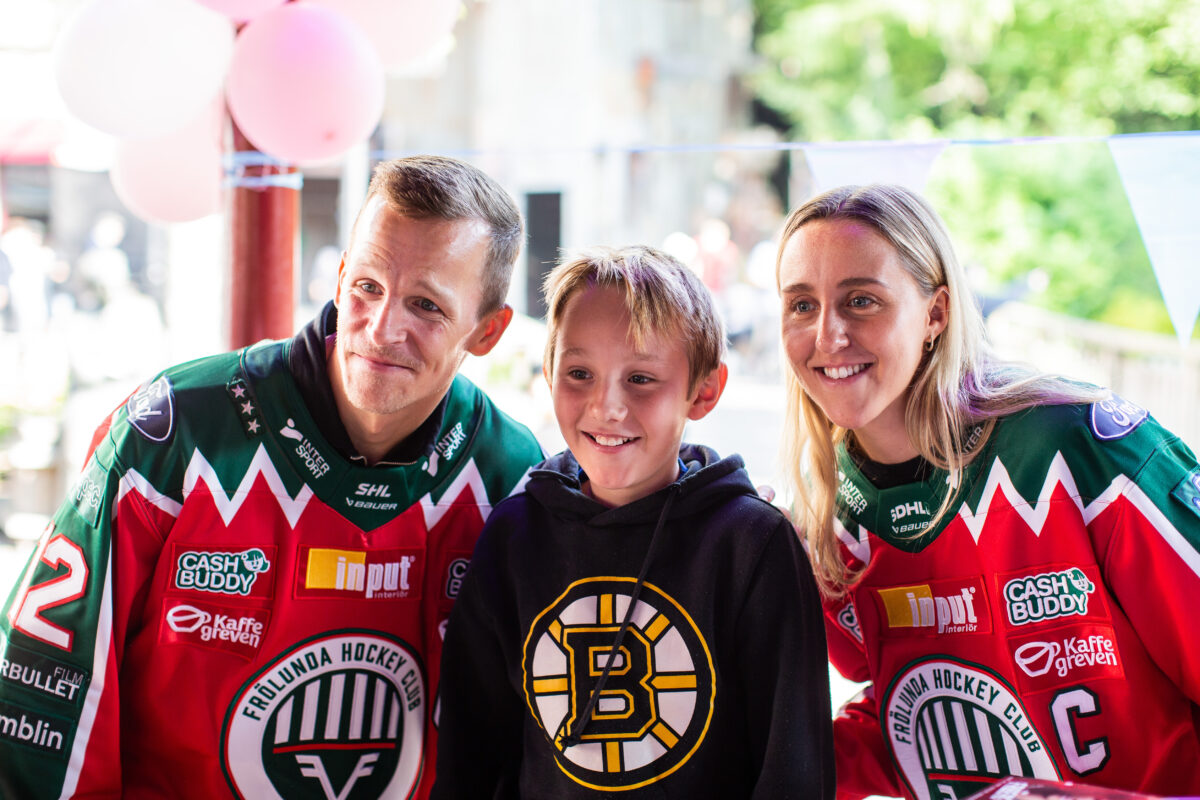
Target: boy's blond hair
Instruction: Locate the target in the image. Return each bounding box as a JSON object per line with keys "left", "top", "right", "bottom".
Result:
{"left": 543, "top": 245, "right": 726, "bottom": 392}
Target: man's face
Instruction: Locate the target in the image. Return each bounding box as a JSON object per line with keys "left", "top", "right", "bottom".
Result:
{"left": 332, "top": 195, "right": 504, "bottom": 435}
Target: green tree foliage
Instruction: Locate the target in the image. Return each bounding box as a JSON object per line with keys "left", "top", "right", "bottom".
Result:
{"left": 751, "top": 0, "right": 1200, "bottom": 335}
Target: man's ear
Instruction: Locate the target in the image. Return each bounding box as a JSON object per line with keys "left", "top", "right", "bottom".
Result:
{"left": 467, "top": 304, "right": 514, "bottom": 357}
{"left": 687, "top": 362, "right": 728, "bottom": 421}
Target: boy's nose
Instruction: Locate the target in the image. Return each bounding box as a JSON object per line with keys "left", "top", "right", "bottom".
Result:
{"left": 590, "top": 381, "right": 627, "bottom": 421}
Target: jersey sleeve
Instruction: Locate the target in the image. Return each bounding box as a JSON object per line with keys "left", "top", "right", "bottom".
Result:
{"left": 0, "top": 411, "right": 169, "bottom": 798}
{"left": 430, "top": 511, "right": 524, "bottom": 799}
{"left": 1090, "top": 426, "right": 1200, "bottom": 706}
{"left": 823, "top": 594, "right": 904, "bottom": 800}
{"left": 737, "top": 518, "right": 836, "bottom": 799}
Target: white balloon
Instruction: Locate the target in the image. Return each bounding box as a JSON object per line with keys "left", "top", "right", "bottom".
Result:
{"left": 53, "top": 0, "right": 234, "bottom": 139}
{"left": 308, "top": 0, "right": 460, "bottom": 71}
{"left": 110, "top": 99, "right": 225, "bottom": 224}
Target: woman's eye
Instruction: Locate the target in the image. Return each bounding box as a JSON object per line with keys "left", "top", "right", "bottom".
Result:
{"left": 791, "top": 299, "right": 814, "bottom": 313}
{"left": 566, "top": 368, "right": 590, "bottom": 380}
{"left": 848, "top": 295, "right": 875, "bottom": 309}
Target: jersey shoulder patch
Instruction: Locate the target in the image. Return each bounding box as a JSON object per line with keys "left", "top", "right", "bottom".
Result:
{"left": 125, "top": 375, "right": 175, "bottom": 443}
{"left": 1088, "top": 393, "right": 1148, "bottom": 441}
{"left": 1172, "top": 467, "right": 1200, "bottom": 521}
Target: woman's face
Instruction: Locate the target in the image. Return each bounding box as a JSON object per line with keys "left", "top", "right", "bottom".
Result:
{"left": 778, "top": 218, "right": 947, "bottom": 463}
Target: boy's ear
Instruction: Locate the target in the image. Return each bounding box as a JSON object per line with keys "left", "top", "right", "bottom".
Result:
{"left": 467, "top": 305, "right": 514, "bottom": 357}
{"left": 687, "top": 363, "right": 728, "bottom": 421}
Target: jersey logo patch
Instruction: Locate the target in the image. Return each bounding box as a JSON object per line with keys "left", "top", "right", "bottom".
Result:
{"left": 883, "top": 657, "right": 1058, "bottom": 800}
{"left": 1007, "top": 624, "right": 1123, "bottom": 695}
{"left": 296, "top": 547, "right": 421, "bottom": 601}
{"left": 1000, "top": 565, "right": 1103, "bottom": 629}
{"left": 171, "top": 546, "right": 275, "bottom": 599}
{"left": 160, "top": 599, "right": 270, "bottom": 660}
{"left": 835, "top": 599, "right": 863, "bottom": 643}
{"left": 1088, "top": 394, "right": 1147, "bottom": 441}
{"left": 222, "top": 632, "right": 424, "bottom": 800}
{"left": 0, "top": 630, "right": 89, "bottom": 705}
{"left": 0, "top": 697, "right": 72, "bottom": 759}
{"left": 126, "top": 376, "right": 175, "bottom": 443}
{"left": 1172, "top": 468, "right": 1200, "bottom": 520}
{"left": 522, "top": 577, "right": 715, "bottom": 791}
{"left": 444, "top": 556, "right": 470, "bottom": 601}
{"left": 67, "top": 457, "right": 105, "bottom": 528}
{"left": 873, "top": 576, "right": 991, "bottom": 637}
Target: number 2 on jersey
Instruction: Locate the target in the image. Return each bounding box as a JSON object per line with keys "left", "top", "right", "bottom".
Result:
{"left": 7, "top": 525, "right": 89, "bottom": 651}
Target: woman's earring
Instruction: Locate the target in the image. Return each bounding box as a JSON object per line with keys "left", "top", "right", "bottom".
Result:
{"left": 925, "top": 335, "right": 936, "bottom": 352}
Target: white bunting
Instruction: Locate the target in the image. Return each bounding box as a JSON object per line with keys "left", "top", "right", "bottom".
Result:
{"left": 1108, "top": 133, "right": 1200, "bottom": 344}
{"left": 802, "top": 140, "right": 947, "bottom": 196}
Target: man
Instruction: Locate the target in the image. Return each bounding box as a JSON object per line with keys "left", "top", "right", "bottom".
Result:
{"left": 0, "top": 156, "right": 544, "bottom": 799}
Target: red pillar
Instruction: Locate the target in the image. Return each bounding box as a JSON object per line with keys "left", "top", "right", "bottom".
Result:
{"left": 228, "top": 119, "right": 299, "bottom": 349}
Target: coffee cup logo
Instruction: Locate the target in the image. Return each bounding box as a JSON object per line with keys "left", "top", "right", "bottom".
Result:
{"left": 1014, "top": 640, "right": 1061, "bottom": 677}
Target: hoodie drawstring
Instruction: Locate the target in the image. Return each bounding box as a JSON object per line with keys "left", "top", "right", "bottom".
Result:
{"left": 556, "top": 482, "right": 680, "bottom": 750}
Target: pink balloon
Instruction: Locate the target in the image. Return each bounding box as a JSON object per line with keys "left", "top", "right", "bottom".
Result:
{"left": 308, "top": 0, "right": 459, "bottom": 70}
{"left": 192, "top": 0, "right": 288, "bottom": 23}
{"left": 110, "top": 100, "right": 225, "bottom": 224}
{"left": 226, "top": 3, "right": 385, "bottom": 164}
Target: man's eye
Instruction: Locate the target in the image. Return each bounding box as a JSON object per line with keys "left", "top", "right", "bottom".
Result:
{"left": 358, "top": 281, "right": 382, "bottom": 294}
{"left": 417, "top": 298, "right": 442, "bottom": 313}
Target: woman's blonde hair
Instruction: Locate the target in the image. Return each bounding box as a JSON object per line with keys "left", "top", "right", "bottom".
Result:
{"left": 776, "top": 185, "right": 1104, "bottom": 597}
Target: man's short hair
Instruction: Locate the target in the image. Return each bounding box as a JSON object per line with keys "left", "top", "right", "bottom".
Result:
{"left": 365, "top": 155, "right": 524, "bottom": 315}
{"left": 543, "top": 245, "right": 726, "bottom": 392}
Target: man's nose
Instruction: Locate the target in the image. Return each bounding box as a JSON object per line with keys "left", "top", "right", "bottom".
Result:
{"left": 368, "top": 299, "right": 408, "bottom": 345}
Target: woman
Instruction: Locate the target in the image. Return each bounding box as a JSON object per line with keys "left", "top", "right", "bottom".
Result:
{"left": 776, "top": 184, "right": 1200, "bottom": 799}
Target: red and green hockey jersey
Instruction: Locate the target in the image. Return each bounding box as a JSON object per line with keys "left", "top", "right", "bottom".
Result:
{"left": 0, "top": 338, "right": 543, "bottom": 799}
{"left": 824, "top": 396, "right": 1200, "bottom": 800}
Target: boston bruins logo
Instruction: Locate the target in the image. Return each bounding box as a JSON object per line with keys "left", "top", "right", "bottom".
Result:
{"left": 522, "top": 577, "right": 715, "bottom": 791}
{"left": 222, "top": 631, "right": 425, "bottom": 800}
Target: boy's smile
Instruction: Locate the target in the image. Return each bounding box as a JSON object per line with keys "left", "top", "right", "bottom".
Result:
{"left": 547, "top": 285, "right": 721, "bottom": 508}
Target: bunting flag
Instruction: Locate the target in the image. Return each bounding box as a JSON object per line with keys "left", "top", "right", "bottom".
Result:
{"left": 1108, "top": 133, "right": 1200, "bottom": 344}
{"left": 801, "top": 140, "right": 947, "bottom": 195}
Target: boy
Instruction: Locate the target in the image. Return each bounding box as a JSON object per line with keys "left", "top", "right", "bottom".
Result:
{"left": 432, "top": 245, "right": 834, "bottom": 798}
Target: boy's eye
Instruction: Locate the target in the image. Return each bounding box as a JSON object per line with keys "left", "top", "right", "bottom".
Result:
{"left": 628, "top": 374, "right": 653, "bottom": 385}
{"left": 566, "top": 368, "right": 590, "bottom": 380}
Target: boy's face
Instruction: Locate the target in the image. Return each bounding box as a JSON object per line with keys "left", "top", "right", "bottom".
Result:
{"left": 546, "top": 285, "right": 725, "bottom": 508}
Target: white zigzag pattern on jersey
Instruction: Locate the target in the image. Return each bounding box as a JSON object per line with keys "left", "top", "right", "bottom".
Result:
{"left": 957, "top": 450, "right": 1126, "bottom": 543}
{"left": 835, "top": 516, "right": 872, "bottom": 566}
{"left": 117, "top": 445, "right": 314, "bottom": 528}
{"left": 419, "top": 458, "right": 491, "bottom": 530}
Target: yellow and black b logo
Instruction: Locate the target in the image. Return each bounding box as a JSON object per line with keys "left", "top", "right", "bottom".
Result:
{"left": 522, "top": 577, "right": 715, "bottom": 791}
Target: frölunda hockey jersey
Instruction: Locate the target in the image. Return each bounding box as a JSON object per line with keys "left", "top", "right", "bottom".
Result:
{"left": 826, "top": 396, "right": 1200, "bottom": 799}
{"left": 0, "top": 338, "right": 542, "bottom": 799}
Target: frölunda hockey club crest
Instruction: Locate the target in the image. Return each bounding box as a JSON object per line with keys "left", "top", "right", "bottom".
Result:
{"left": 222, "top": 631, "right": 425, "bottom": 799}
{"left": 522, "top": 577, "right": 716, "bottom": 791}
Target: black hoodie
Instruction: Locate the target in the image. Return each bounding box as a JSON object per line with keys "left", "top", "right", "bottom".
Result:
{"left": 433, "top": 444, "right": 835, "bottom": 799}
